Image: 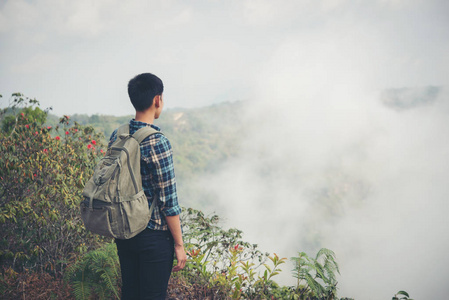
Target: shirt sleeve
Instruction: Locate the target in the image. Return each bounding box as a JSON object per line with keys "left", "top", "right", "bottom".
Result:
{"left": 143, "top": 135, "right": 181, "bottom": 217}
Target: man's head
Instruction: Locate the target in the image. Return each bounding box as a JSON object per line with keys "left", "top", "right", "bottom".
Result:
{"left": 128, "top": 73, "right": 164, "bottom": 112}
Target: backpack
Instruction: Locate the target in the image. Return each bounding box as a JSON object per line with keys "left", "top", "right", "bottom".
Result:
{"left": 81, "top": 124, "right": 161, "bottom": 239}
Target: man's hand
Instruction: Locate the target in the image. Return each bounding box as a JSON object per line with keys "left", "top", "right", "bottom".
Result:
{"left": 166, "top": 215, "right": 186, "bottom": 271}
{"left": 173, "top": 243, "right": 187, "bottom": 272}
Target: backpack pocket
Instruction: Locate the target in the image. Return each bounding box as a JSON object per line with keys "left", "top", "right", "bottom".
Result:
{"left": 80, "top": 199, "right": 116, "bottom": 238}
{"left": 93, "top": 157, "right": 120, "bottom": 186}
{"left": 119, "top": 191, "right": 151, "bottom": 239}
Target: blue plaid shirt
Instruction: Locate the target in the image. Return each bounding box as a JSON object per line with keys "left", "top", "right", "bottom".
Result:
{"left": 109, "top": 119, "right": 181, "bottom": 231}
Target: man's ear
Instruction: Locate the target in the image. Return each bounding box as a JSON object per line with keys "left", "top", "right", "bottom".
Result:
{"left": 154, "top": 95, "right": 161, "bottom": 108}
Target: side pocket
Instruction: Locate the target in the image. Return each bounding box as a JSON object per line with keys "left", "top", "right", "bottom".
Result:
{"left": 81, "top": 203, "right": 115, "bottom": 238}
{"left": 120, "top": 192, "right": 151, "bottom": 239}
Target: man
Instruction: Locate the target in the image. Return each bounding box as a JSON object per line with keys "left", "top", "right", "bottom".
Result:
{"left": 109, "top": 73, "right": 186, "bottom": 299}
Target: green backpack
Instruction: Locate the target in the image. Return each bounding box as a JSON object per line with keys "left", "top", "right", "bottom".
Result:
{"left": 81, "top": 124, "right": 160, "bottom": 239}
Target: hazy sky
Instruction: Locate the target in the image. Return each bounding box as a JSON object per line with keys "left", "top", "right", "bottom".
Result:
{"left": 1, "top": 0, "right": 448, "bottom": 116}
{"left": 2, "top": 1, "right": 449, "bottom": 299}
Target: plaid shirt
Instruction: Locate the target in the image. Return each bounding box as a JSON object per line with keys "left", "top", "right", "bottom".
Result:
{"left": 109, "top": 119, "right": 181, "bottom": 231}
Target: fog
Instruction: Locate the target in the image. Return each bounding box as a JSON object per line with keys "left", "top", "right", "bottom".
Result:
{"left": 197, "top": 29, "right": 449, "bottom": 299}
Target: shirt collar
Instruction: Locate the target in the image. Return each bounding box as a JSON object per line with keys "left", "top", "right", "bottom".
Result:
{"left": 129, "top": 119, "right": 161, "bottom": 132}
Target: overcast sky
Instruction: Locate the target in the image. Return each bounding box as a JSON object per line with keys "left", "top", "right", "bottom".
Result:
{"left": 2, "top": 1, "right": 449, "bottom": 299}
{"left": 1, "top": 0, "right": 448, "bottom": 116}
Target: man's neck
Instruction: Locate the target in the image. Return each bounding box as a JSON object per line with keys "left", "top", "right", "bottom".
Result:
{"left": 134, "top": 109, "right": 155, "bottom": 124}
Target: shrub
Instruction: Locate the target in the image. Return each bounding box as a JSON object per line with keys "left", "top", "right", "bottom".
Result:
{"left": 0, "top": 94, "right": 108, "bottom": 276}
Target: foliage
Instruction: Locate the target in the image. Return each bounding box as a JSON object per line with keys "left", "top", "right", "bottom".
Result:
{"left": 0, "top": 266, "right": 73, "bottom": 299}
{"left": 250, "top": 253, "right": 288, "bottom": 299}
{"left": 171, "top": 209, "right": 344, "bottom": 299}
{"left": 181, "top": 207, "right": 266, "bottom": 272}
{"left": 64, "top": 243, "right": 120, "bottom": 300}
{"left": 291, "top": 248, "right": 340, "bottom": 299}
{"left": 67, "top": 113, "right": 132, "bottom": 143}
{"left": 392, "top": 290, "right": 414, "bottom": 300}
{"left": 168, "top": 207, "right": 271, "bottom": 299}
{"left": 0, "top": 94, "right": 109, "bottom": 276}
{"left": 174, "top": 208, "right": 342, "bottom": 299}
{"left": 0, "top": 93, "right": 49, "bottom": 134}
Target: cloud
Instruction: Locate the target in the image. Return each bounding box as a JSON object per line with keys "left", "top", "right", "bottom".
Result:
{"left": 10, "top": 53, "right": 61, "bottom": 74}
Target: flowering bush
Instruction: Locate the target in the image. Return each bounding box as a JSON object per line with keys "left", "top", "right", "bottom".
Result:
{"left": 0, "top": 94, "right": 108, "bottom": 276}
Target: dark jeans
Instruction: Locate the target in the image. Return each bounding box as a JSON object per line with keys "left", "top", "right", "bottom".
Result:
{"left": 115, "top": 228, "right": 174, "bottom": 300}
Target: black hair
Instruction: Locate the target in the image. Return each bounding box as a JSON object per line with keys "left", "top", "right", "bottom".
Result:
{"left": 127, "top": 73, "right": 164, "bottom": 112}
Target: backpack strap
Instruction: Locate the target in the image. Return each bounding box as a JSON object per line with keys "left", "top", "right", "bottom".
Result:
{"left": 132, "top": 126, "right": 163, "bottom": 144}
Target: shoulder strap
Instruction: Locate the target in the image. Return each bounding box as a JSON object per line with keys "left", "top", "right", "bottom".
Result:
{"left": 132, "top": 126, "right": 163, "bottom": 144}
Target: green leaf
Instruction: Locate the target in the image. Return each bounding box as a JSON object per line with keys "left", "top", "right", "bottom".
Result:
{"left": 397, "top": 290, "right": 410, "bottom": 297}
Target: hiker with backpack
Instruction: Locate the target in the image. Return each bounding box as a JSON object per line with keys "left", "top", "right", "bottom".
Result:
{"left": 83, "top": 73, "right": 186, "bottom": 299}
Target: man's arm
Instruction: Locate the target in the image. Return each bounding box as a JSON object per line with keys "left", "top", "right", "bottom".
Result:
{"left": 146, "top": 134, "right": 186, "bottom": 271}
{"left": 166, "top": 215, "right": 187, "bottom": 272}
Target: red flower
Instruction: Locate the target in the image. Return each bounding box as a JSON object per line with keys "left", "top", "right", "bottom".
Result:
{"left": 188, "top": 249, "right": 201, "bottom": 257}
{"left": 100, "top": 149, "right": 104, "bottom": 153}
{"left": 87, "top": 144, "right": 92, "bottom": 149}
{"left": 65, "top": 131, "right": 69, "bottom": 135}
{"left": 25, "top": 124, "right": 29, "bottom": 129}
{"left": 74, "top": 129, "right": 78, "bottom": 132}
{"left": 33, "top": 174, "right": 37, "bottom": 177}
{"left": 34, "top": 131, "right": 38, "bottom": 135}
{"left": 43, "top": 149, "right": 48, "bottom": 153}
{"left": 55, "top": 136, "right": 60, "bottom": 141}
{"left": 47, "top": 126, "right": 52, "bottom": 130}
{"left": 91, "top": 140, "right": 96, "bottom": 145}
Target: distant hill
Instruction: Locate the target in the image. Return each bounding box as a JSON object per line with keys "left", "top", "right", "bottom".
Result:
{"left": 380, "top": 86, "right": 441, "bottom": 111}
